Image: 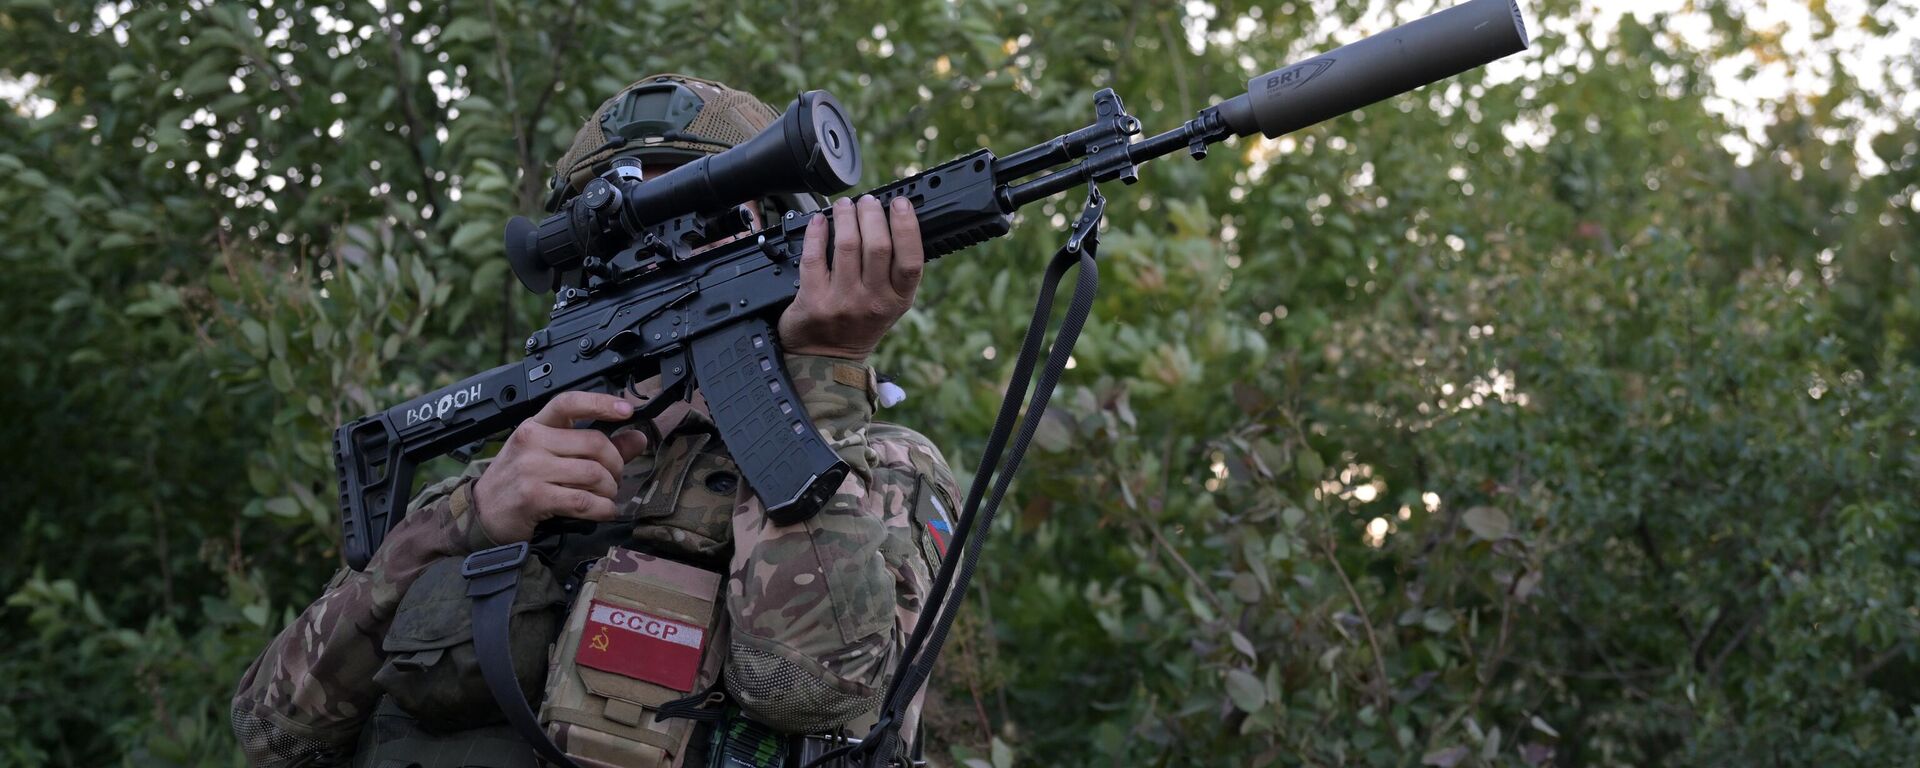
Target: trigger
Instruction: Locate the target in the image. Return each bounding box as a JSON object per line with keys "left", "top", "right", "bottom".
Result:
{"left": 620, "top": 376, "right": 667, "bottom": 448}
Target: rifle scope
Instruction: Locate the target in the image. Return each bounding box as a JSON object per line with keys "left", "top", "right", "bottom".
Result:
{"left": 505, "top": 90, "right": 861, "bottom": 293}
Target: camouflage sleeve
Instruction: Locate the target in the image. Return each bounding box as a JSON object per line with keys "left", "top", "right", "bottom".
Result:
{"left": 230, "top": 465, "right": 498, "bottom": 767}
{"left": 725, "top": 354, "right": 959, "bottom": 738}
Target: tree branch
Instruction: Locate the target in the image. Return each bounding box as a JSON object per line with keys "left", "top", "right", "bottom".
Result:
{"left": 382, "top": 16, "right": 445, "bottom": 216}
{"left": 1321, "top": 536, "right": 1391, "bottom": 712}
{"left": 1146, "top": 519, "right": 1227, "bottom": 617}
{"left": 1138, "top": 433, "right": 1227, "bottom": 617}
{"left": 1705, "top": 605, "right": 1767, "bottom": 683}
{"left": 1853, "top": 642, "right": 1913, "bottom": 682}
{"left": 1156, "top": 15, "right": 1193, "bottom": 114}
{"left": 523, "top": 0, "right": 585, "bottom": 205}
{"left": 484, "top": 0, "right": 527, "bottom": 362}
{"left": 483, "top": 0, "right": 530, "bottom": 206}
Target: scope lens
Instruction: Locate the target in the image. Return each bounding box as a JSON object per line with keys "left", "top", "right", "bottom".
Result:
{"left": 802, "top": 93, "right": 861, "bottom": 190}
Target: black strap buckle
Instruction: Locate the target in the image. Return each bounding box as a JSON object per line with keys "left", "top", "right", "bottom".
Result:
{"left": 1065, "top": 183, "right": 1106, "bottom": 253}
{"left": 462, "top": 542, "right": 529, "bottom": 584}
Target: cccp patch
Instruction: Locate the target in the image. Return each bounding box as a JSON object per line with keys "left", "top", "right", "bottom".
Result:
{"left": 575, "top": 600, "right": 706, "bottom": 692}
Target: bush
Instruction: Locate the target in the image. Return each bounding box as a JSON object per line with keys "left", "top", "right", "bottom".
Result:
{"left": 3, "top": 0, "right": 1915, "bottom": 764}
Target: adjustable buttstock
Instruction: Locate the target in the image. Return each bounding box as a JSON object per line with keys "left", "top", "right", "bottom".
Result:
{"left": 335, "top": 415, "right": 415, "bottom": 571}
{"left": 333, "top": 360, "right": 537, "bottom": 569}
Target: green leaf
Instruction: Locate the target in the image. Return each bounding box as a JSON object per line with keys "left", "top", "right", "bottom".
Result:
{"left": 1295, "top": 447, "right": 1325, "bottom": 479}
{"left": 1422, "top": 746, "right": 1470, "bottom": 767}
{"left": 269, "top": 358, "right": 294, "bottom": 391}
{"left": 1230, "top": 573, "right": 1262, "bottom": 603}
{"left": 1185, "top": 587, "right": 1217, "bottom": 623}
{"left": 1230, "top": 630, "right": 1257, "bottom": 661}
{"left": 1033, "top": 409, "right": 1072, "bottom": 452}
{"left": 1140, "top": 586, "right": 1164, "bottom": 621}
{"left": 247, "top": 462, "right": 278, "bottom": 497}
{"left": 263, "top": 497, "right": 300, "bottom": 518}
{"left": 99, "top": 232, "right": 139, "bottom": 250}
{"left": 240, "top": 319, "right": 267, "bottom": 356}
{"left": 441, "top": 17, "right": 493, "bottom": 43}
{"left": 449, "top": 220, "right": 495, "bottom": 254}
{"left": 1269, "top": 532, "right": 1294, "bottom": 560}
{"left": 989, "top": 736, "right": 1014, "bottom": 768}
{"left": 1225, "top": 668, "right": 1267, "bottom": 712}
{"left": 124, "top": 299, "right": 169, "bottom": 317}
{"left": 1463, "top": 506, "right": 1511, "bottom": 541}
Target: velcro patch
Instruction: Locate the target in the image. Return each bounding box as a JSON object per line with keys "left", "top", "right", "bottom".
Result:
{"left": 832, "top": 363, "right": 870, "bottom": 391}
{"left": 576, "top": 600, "right": 706, "bottom": 692}
{"left": 925, "top": 495, "right": 953, "bottom": 557}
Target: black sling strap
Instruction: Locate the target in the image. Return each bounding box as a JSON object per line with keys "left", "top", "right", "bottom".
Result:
{"left": 462, "top": 542, "right": 587, "bottom": 768}
{"left": 822, "top": 186, "right": 1108, "bottom": 767}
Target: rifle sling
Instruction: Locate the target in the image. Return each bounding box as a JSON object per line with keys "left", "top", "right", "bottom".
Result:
{"left": 848, "top": 186, "right": 1108, "bottom": 766}
{"left": 463, "top": 543, "right": 588, "bottom": 768}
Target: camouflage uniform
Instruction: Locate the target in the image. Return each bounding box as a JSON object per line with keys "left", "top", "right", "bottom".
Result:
{"left": 232, "top": 353, "right": 957, "bottom": 766}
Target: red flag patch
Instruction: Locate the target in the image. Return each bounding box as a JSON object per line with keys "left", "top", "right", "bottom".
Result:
{"left": 575, "top": 600, "right": 706, "bottom": 692}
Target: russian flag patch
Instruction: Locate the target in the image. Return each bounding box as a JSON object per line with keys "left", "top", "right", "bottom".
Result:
{"left": 925, "top": 495, "right": 953, "bottom": 557}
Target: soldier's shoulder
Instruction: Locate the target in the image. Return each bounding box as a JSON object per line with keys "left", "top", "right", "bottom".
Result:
{"left": 868, "top": 421, "right": 956, "bottom": 486}
{"left": 867, "top": 421, "right": 937, "bottom": 448}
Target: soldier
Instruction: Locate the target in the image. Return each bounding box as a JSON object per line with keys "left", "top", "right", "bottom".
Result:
{"left": 231, "top": 74, "right": 958, "bottom": 767}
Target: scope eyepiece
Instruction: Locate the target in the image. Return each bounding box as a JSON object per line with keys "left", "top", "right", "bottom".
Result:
{"left": 505, "top": 89, "right": 862, "bottom": 294}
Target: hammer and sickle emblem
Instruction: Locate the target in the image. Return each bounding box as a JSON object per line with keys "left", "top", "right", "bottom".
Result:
{"left": 590, "top": 627, "right": 611, "bottom": 652}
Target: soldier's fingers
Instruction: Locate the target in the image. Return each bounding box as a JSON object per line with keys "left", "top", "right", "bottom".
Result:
{"left": 528, "top": 454, "right": 619, "bottom": 498}
{"left": 610, "top": 429, "right": 651, "bottom": 463}
{"left": 830, "top": 197, "right": 862, "bottom": 289}
{"left": 539, "top": 485, "right": 617, "bottom": 522}
{"left": 797, "top": 213, "right": 829, "bottom": 306}
{"left": 530, "top": 391, "right": 633, "bottom": 429}
{"left": 524, "top": 423, "right": 626, "bottom": 478}
{"left": 855, "top": 195, "right": 894, "bottom": 295}
{"left": 887, "top": 196, "right": 925, "bottom": 300}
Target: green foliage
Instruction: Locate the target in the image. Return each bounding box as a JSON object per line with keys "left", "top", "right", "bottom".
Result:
{"left": 3, "top": 0, "right": 1916, "bottom": 765}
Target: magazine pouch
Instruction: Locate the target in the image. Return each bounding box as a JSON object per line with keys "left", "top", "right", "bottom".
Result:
{"left": 539, "top": 548, "right": 725, "bottom": 767}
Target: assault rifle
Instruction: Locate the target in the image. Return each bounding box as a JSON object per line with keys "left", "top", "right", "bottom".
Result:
{"left": 334, "top": 0, "right": 1527, "bottom": 762}
{"left": 335, "top": 0, "right": 1528, "bottom": 573}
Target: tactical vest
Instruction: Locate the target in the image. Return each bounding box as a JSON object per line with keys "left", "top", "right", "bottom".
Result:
{"left": 347, "top": 429, "right": 756, "bottom": 768}
{"left": 343, "top": 380, "right": 939, "bottom": 768}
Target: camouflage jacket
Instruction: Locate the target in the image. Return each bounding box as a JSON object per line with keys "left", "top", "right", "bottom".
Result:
{"left": 231, "top": 354, "right": 959, "bottom": 767}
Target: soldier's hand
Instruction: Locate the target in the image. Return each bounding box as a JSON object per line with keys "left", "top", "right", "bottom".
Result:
{"left": 473, "top": 392, "right": 651, "bottom": 544}
{"left": 778, "top": 195, "right": 924, "bottom": 361}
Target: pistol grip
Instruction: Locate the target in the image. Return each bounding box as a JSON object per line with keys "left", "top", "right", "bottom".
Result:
{"left": 689, "top": 317, "right": 847, "bottom": 526}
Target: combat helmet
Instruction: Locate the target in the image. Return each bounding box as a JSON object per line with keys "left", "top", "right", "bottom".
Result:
{"left": 545, "top": 74, "right": 824, "bottom": 216}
